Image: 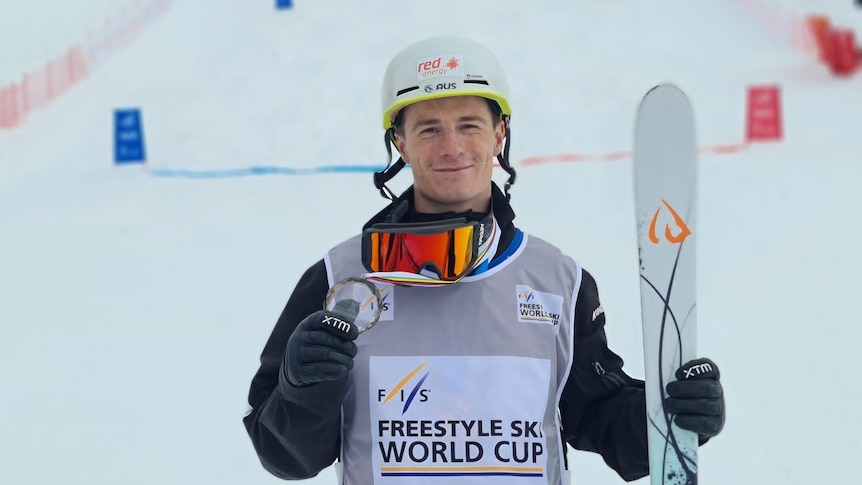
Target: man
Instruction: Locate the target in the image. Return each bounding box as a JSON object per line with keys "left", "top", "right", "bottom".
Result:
{"left": 243, "top": 36, "right": 724, "bottom": 484}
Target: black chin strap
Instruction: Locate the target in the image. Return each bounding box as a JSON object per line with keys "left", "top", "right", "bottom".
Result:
{"left": 373, "top": 128, "right": 405, "bottom": 201}
{"left": 374, "top": 117, "right": 516, "bottom": 202}
{"left": 497, "top": 116, "right": 516, "bottom": 201}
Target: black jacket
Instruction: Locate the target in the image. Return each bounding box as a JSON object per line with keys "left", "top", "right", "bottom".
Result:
{"left": 243, "top": 185, "right": 649, "bottom": 481}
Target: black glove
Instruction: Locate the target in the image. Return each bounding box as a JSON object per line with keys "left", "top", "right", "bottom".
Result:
{"left": 285, "top": 300, "right": 360, "bottom": 387}
{"left": 664, "top": 358, "right": 725, "bottom": 438}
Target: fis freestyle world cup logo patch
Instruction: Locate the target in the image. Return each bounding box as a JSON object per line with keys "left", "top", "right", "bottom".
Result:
{"left": 369, "top": 356, "right": 551, "bottom": 481}
{"left": 415, "top": 54, "right": 464, "bottom": 81}
{"left": 515, "top": 285, "right": 563, "bottom": 326}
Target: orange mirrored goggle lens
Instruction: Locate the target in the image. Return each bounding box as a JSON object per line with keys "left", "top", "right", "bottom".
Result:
{"left": 365, "top": 225, "right": 478, "bottom": 281}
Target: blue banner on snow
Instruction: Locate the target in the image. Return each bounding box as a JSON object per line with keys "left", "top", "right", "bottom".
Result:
{"left": 114, "top": 108, "right": 146, "bottom": 164}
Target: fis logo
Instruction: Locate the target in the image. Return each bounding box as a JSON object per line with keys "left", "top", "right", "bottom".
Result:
{"left": 516, "top": 285, "right": 563, "bottom": 326}
{"left": 377, "top": 361, "right": 431, "bottom": 414}
{"left": 365, "top": 284, "right": 393, "bottom": 321}
{"left": 648, "top": 198, "right": 691, "bottom": 245}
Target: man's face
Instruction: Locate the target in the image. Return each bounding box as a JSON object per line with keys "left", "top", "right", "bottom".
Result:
{"left": 395, "top": 96, "right": 504, "bottom": 214}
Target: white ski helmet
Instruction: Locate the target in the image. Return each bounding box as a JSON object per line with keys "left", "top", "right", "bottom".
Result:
{"left": 374, "top": 36, "right": 517, "bottom": 201}
{"left": 381, "top": 36, "right": 512, "bottom": 130}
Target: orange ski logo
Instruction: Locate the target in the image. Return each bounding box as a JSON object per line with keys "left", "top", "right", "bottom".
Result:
{"left": 649, "top": 199, "right": 691, "bottom": 244}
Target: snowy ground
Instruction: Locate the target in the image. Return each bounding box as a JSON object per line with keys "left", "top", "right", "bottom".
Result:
{"left": 1, "top": 1, "right": 860, "bottom": 484}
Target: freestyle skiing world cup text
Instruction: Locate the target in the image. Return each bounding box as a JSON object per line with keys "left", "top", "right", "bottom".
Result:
{"left": 377, "top": 419, "right": 544, "bottom": 464}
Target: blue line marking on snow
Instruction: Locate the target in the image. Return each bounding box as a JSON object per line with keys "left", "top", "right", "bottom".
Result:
{"left": 149, "top": 164, "right": 385, "bottom": 178}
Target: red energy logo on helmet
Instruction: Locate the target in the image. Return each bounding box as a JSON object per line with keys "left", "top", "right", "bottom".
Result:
{"left": 416, "top": 55, "right": 464, "bottom": 80}
{"left": 648, "top": 199, "right": 691, "bottom": 245}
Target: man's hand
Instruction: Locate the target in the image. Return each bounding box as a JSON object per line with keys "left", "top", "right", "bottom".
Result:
{"left": 284, "top": 304, "right": 359, "bottom": 387}
{"left": 664, "top": 358, "right": 725, "bottom": 438}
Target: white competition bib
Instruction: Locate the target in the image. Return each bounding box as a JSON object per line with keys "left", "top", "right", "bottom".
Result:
{"left": 368, "top": 356, "right": 551, "bottom": 484}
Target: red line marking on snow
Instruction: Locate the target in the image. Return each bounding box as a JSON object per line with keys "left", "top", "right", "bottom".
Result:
{"left": 518, "top": 142, "right": 751, "bottom": 167}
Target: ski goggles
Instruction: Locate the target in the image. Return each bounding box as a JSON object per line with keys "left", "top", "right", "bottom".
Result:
{"left": 361, "top": 217, "right": 492, "bottom": 282}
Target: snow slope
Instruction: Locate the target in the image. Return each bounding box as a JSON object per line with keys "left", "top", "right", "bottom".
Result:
{"left": 1, "top": 1, "right": 860, "bottom": 484}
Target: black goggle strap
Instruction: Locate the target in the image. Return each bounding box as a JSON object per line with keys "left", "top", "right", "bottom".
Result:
{"left": 374, "top": 127, "right": 406, "bottom": 201}
{"left": 496, "top": 115, "right": 516, "bottom": 201}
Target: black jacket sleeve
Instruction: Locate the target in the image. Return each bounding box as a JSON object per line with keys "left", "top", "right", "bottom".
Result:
{"left": 559, "top": 269, "right": 650, "bottom": 482}
{"left": 243, "top": 259, "right": 346, "bottom": 479}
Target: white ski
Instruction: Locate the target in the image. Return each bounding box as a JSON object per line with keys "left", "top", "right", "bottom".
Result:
{"left": 633, "top": 84, "right": 699, "bottom": 485}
